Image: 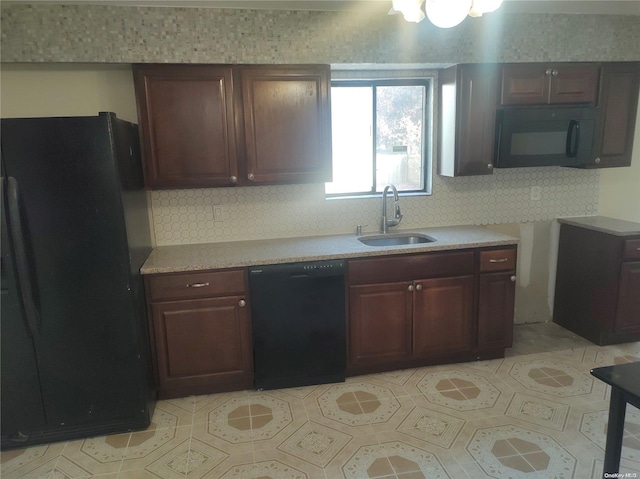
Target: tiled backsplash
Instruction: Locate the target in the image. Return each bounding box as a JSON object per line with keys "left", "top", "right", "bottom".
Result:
{"left": 150, "top": 166, "right": 599, "bottom": 246}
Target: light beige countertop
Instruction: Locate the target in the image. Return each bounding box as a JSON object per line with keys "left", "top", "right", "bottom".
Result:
{"left": 558, "top": 216, "right": 640, "bottom": 237}
{"left": 141, "top": 225, "right": 519, "bottom": 274}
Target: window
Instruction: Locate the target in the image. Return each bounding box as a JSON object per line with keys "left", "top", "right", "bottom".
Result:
{"left": 326, "top": 79, "right": 432, "bottom": 197}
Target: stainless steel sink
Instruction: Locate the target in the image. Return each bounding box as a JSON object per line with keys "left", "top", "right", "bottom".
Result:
{"left": 358, "top": 233, "right": 436, "bottom": 247}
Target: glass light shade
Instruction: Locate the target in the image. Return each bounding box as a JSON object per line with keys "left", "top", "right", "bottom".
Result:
{"left": 391, "top": 0, "right": 426, "bottom": 23}
{"left": 424, "top": 0, "right": 472, "bottom": 28}
{"left": 469, "top": 0, "right": 504, "bottom": 17}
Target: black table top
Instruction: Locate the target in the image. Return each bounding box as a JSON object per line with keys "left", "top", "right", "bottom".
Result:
{"left": 591, "top": 361, "right": 640, "bottom": 408}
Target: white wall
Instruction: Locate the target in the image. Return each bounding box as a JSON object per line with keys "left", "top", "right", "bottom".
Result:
{"left": 0, "top": 63, "right": 137, "bottom": 123}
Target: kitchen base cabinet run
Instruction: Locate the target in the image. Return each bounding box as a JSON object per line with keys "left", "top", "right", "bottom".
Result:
{"left": 346, "top": 246, "right": 516, "bottom": 376}
{"left": 145, "top": 269, "right": 253, "bottom": 399}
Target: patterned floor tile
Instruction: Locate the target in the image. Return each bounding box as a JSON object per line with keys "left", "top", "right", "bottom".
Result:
{"left": 409, "top": 369, "right": 515, "bottom": 421}
{"left": 504, "top": 392, "right": 570, "bottom": 431}
{"left": 340, "top": 439, "right": 452, "bottom": 479}
{"left": 5, "top": 325, "right": 640, "bottom": 479}
{"left": 119, "top": 425, "right": 192, "bottom": 475}
{"left": 277, "top": 421, "right": 352, "bottom": 468}
{"left": 579, "top": 404, "right": 640, "bottom": 465}
{"left": 465, "top": 424, "right": 577, "bottom": 478}
{"left": 0, "top": 443, "right": 66, "bottom": 479}
{"left": 395, "top": 405, "right": 466, "bottom": 449}
{"left": 57, "top": 433, "right": 131, "bottom": 476}
{"left": 508, "top": 359, "right": 599, "bottom": 398}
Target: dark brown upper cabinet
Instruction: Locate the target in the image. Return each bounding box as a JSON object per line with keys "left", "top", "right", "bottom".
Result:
{"left": 587, "top": 62, "right": 640, "bottom": 169}
{"left": 133, "top": 64, "right": 332, "bottom": 189}
{"left": 438, "top": 64, "right": 500, "bottom": 177}
{"left": 133, "top": 65, "right": 239, "bottom": 189}
{"left": 500, "top": 63, "right": 600, "bottom": 106}
{"left": 238, "top": 66, "right": 332, "bottom": 185}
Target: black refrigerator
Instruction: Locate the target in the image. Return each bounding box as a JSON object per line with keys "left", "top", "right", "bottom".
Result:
{"left": 1, "top": 112, "right": 155, "bottom": 449}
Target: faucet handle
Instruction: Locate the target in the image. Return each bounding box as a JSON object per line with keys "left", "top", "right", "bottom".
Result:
{"left": 394, "top": 203, "right": 403, "bottom": 221}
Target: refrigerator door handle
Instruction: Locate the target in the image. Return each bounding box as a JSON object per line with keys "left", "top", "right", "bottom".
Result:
{"left": 6, "top": 176, "right": 40, "bottom": 336}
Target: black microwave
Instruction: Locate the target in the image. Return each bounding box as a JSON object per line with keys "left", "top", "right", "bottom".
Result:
{"left": 494, "top": 107, "right": 597, "bottom": 168}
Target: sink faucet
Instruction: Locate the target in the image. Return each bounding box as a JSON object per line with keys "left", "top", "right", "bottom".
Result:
{"left": 380, "top": 184, "right": 403, "bottom": 233}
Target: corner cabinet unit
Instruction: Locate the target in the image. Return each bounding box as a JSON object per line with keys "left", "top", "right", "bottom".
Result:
{"left": 554, "top": 220, "right": 640, "bottom": 346}
{"left": 133, "top": 64, "right": 332, "bottom": 189}
{"left": 346, "top": 245, "right": 516, "bottom": 376}
{"left": 438, "top": 64, "right": 500, "bottom": 177}
{"left": 145, "top": 269, "right": 253, "bottom": 398}
{"left": 500, "top": 63, "right": 600, "bottom": 106}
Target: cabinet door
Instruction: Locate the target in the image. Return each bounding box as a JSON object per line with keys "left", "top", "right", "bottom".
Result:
{"left": 134, "top": 64, "right": 239, "bottom": 189}
{"left": 615, "top": 262, "right": 640, "bottom": 333}
{"left": 438, "top": 64, "right": 498, "bottom": 176}
{"left": 348, "top": 282, "right": 413, "bottom": 368}
{"left": 501, "top": 64, "right": 550, "bottom": 105}
{"left": 501, "top": 63, "right": 599, "bottom": 105}
{"left": 548, "top": 64, "right": 599, "bottom": 105}
{"left": 151, "top": 296, "right": 252, "bottom": 397}
{"left": 477, "top": 272, "right": 516, "bottom": 350}
{"left": 239, "top": 65, "right": 332, "bottom": 185}
{"left": 591, "top": 62, "right": 640, "bottom": 168}
{"left": 413, "top": 276, "right": 474, "bottom": 358}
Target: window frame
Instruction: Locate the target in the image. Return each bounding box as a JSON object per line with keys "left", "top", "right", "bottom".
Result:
{"left": 326, "top": 78, "right": 433, "bottom": 198}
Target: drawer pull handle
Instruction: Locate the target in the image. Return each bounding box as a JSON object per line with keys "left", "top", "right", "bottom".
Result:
{"left": 636, "top": 248, "right": 640, "bottom": 251}
{"left": 186, "top": 282, "right": 210, "bottom": 288}
{"left": 489, "top": 258, "right": 509, "bottom": 263}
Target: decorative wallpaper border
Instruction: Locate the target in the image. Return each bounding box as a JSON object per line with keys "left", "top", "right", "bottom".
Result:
{"left": 2, "top": 5, "right": 639, "bottom": 64}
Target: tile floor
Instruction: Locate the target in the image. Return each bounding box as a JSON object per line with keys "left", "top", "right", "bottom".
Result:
{"left": 3, "top": 322, "right": 640, "bottom": 479}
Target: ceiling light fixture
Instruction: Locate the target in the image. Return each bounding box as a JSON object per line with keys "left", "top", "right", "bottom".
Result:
{"left": 389, "top": 0, "right": 426, "bottom": 24}
{"left": 390, "top": 0, "right": 504, "bottom": 28}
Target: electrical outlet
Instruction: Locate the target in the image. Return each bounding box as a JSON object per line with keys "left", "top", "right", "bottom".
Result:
{"left": 530, "top": 186, "right": 542, "bottom": 201}
{"left": 214, "top": 207, "right": 223, "bottom": 221}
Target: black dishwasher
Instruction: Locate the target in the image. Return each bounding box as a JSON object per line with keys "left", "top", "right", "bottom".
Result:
{"left": 249, "top": 259, "right": 346, "bottom": 390}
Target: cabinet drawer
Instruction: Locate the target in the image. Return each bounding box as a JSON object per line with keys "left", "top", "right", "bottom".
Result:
{"left": 348, "top": 251, "right": 474, "bottom": 285}
{"left": 623, "top": 239, "right": 640, "bottom": 260}
{"left": 479, "top": 248, "right": 517, "bottom": 272}
{"left": 147, "top": 269, "right": 247, "bottom": 301}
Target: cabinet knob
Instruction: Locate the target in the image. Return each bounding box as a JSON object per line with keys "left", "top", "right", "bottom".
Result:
{"left": 510, "top": 275, "right": 517, "bottom": 282}
{"left": 230, "top": 176, "right": 238, "bottom": 183}
{"left": 408, "top": 285, "right": 414, "bottom": 292}
{"left": 239, "top": 299, "right": 246, "bottom": 307}
{"left": 248, "top": 173, "right": 255, "bottom": 181}
{"left": 415, "top": 284, "right": 423, "bottom": 291}
{"left": 545, "top": 69, "right": 553, "bottom": 76}
{"left": 594, "top": 157, "right": 601, "bottom": 164}
{"left": 551, "top": 69, "right": 559, "bottom": 76}
{"left": 487, "top": 163, "right": 493, "bottom": 170}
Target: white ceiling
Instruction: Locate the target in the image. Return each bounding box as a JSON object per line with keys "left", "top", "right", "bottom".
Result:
{"left": 3, "top": 0, "right": 640, "bottom": 15}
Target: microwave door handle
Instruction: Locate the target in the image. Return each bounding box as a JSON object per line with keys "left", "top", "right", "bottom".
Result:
{"left": 566, "top": 120, "right": 580, "bottom": 158}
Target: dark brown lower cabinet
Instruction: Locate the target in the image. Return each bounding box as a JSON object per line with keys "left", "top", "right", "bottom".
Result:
{"left": 349, "top": 282, "right": 413, "bottom": 368}
{"left": 145, "top": 269, "right": 253, "bottom": 398}
{"left": 413, "top": 276, "right": 474, "bottom": 358}
{"left": 554, "top": 224, "right": 640, "bottom": 345}
{"left": 152, "top": 297, "right": 252, "bottom": 398}
{"left": 614, "top": 262, "right": 640, "bottom": 333}
{"left": 477, "top": 272, "right": 516, "bottom": 351}
{"left": 346, "top": 247, "right": 516, "bottom": 376}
